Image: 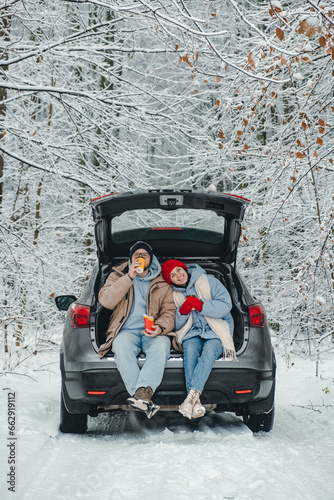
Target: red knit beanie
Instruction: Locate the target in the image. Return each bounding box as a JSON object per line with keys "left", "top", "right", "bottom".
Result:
{"left": 161, "top": 259, "right": 187, "bottom": 284}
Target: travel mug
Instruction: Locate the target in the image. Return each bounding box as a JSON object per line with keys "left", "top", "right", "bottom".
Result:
{"left": 144, "top": 315, "right": 154, "bottom": 332}
{"left": 135, "top": 257, "right": 145, "bottom": 273}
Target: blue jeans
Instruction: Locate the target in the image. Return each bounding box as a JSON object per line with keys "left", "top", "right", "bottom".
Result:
{"left": 182, "top": 336, "right": 224, "bottom": 394}
{"left": 112, "top": 330, "right": 171, "bottom": 396}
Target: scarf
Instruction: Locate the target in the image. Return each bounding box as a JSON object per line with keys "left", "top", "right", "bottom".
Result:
{"left": 173, "top": 273, "right": 237, "bottom": 361}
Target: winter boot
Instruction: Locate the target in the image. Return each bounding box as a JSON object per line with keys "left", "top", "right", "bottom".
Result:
{"left": 126, "top": 387, "right": 160, "bottom": 418}
{"left": 178, "top": 389, "right": 201, "bottom": 419}
{"left": 192, "top": 398, "right": 206, "bottom": 419}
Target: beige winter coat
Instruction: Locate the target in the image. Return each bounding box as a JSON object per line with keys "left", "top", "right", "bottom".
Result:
{"left": 98, "top": 262, "right": 176, "bottom": 358}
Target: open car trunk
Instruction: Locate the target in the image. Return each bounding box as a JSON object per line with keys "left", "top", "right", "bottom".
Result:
{"left": 94, "top": 258, "right": 249, "bottom": 356}
{"left": 90, "top": 190, "right": 251, "bottom": 356}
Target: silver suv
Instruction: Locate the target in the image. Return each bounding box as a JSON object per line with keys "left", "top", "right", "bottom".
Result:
{"left": 56, "top": 190, "right": 276, "bottom": 434}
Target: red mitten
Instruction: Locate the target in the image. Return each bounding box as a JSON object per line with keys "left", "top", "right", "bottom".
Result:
{"left": 186, "top": 296, "right": 203, "bottom": 312}
{"left": 179, "top": 299, "right": 193, "bottom": 315}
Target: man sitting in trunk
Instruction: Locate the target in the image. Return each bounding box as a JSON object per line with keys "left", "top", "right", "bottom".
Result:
{"left": 98, "top": 241, "right": 176, "bottom": 418}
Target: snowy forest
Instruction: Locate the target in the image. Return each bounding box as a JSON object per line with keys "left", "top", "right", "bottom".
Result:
{"left": 1, "top": 0, "right": 333, "bottom": 369}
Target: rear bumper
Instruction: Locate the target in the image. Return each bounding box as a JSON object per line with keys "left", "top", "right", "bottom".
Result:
{"left": 61, "top": 355, "right": 275, "bottom": 415}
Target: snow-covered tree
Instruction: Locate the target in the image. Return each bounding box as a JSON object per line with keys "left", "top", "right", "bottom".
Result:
{"left": 0, "top": 0, "right": 333, "bottom": 366}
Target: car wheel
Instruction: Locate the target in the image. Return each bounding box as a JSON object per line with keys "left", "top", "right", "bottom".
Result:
{"left": 243, "top": 406, "right": 275, "bottom": 433}
{"left": 59, "top": 388, "right": 87, "bottom": 434}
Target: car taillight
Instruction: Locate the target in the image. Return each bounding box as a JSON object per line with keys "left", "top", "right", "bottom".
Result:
{"left": 70, "top": 303, "right": 90, "bottom": 328}
{"left": 249, "top": 303, "right": 265, "bottom": 327}
{"left": 87, "top": 391, "right": 107, "bottom": 395}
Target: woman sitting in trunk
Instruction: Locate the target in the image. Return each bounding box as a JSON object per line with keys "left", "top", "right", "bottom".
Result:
{"left": 161, "top": 259, "right": 237, "bottom": 419}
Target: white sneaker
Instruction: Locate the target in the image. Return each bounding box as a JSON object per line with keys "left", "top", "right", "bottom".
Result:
{"left": 126, "top": 387, "right": 160, "bottom": 419}
{"left": 146, "top": 402, "right": 160, "bottom": 419}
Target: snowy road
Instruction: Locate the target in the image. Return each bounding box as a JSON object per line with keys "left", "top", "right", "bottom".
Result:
{"left": 1, "top": 350, "right": 333, "bottom": 500}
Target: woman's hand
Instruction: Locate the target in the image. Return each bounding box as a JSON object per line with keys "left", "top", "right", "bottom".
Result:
{"left": 179, "top": 298, "right": 193, "bottom": 315}
{"left": 186, "top": 296, "right": 203, "bottom": 312}
{"left": 179, "top": 296, "right": 203, "bottom": 315}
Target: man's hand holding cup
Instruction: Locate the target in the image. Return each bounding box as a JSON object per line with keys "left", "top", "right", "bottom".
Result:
{"left": 143, "top": 315, "right": 161, "bottom": 337}
{"left": 128, "top": 258, "right": 145, "bottom": 279}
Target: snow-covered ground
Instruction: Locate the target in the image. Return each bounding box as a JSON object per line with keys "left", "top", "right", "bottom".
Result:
{"left": 1, "top": 348, "right": 333, "bottom": 500}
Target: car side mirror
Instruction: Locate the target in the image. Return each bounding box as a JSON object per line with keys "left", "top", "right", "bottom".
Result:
{"left": 55, "top": 295, "right": 77, "bottom": 311}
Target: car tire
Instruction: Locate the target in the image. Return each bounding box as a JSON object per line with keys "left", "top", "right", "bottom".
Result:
{"left": 59, "top": 388, "right": 88, "bottom": 434}
{"left": 243, "top": 406, "right": 275, "bottom": 433}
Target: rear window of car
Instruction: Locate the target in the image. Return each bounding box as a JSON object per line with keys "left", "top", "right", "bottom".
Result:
{"left": 111, "top": 209, "right": 225, "bottom": 235}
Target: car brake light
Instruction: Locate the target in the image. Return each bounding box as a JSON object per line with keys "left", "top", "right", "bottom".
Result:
{"left": 152, "top": 227, "right": 182, "bottom": 230}
{"left": 70, "top": 303, "right": 90, "bottom": 328}
{"left": 90, "top": 193, "right": 118, "bottom": 202}
{"left": 221, "top": 192, "right": 251, "bottom": 202}
{"left": 249, "top": 304, "right": 265, "bottom": 327}
{"left": 235, "top": 389, "right": 253, "bottom": 394}
{"left": 87, "top": 391, "right": 107, "bottom": 395}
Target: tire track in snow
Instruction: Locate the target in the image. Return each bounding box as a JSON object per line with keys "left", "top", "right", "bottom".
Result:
{"left": 20, "top": 437, "right": 61, "bottom": 500}
{"left": 13, "top": 405, "right": 334, "bottom": 500}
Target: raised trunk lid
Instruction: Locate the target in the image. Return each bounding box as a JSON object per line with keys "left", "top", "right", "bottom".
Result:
{"left": 91, "top": 190, "right": 250, "bottom": 266}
